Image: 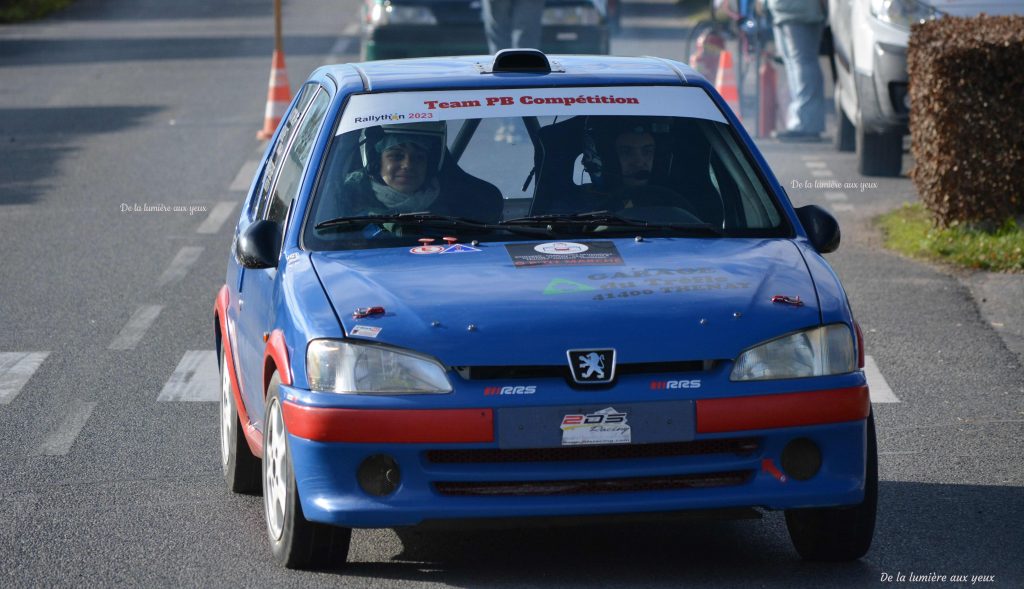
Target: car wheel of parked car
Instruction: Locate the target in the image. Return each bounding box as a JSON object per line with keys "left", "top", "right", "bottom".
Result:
{"left": 784, "top": 412, "right": 878, "bottom": 561}
{"left": 263, "top": 372, "right": 352, "bottom": 570}
{"left": 856, "top": 125, "right": 902, "bottom": 177}
{"left": 834, "top": 86, "right": 855, "bottom": 153}
{"left": 220, "top": 346, "right": 260, "bottom": 494}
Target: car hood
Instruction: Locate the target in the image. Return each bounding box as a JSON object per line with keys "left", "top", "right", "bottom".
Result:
{"left": 929, "top": 0, "right": 1024, "bottom": 16}
{"left": 310, "top": 238, "right": 821, "bottom": 366}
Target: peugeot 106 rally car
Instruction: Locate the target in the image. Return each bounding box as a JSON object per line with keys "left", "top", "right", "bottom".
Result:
{"left": 215, "top": 49, "right": 876, "bottom": 569}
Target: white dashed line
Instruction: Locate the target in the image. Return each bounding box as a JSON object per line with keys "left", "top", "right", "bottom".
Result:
{"left": 832, "top": 203, "right": 856, "bottom": 212}
{"left": 34, "top": 400, "right": 97, "bottom": 456}
{"left": 229, "top": 160, "right": 259, "bottom": 192}
{"left": 824, "top": 191, "right": 848, "bottom": 201}
{"left": 0, "top": 352, "right": 49, "bottom": 405}
{"left": 810, "top": 169, "right": 834, "bottom": 177}
{"left": 196, "top": 202, "right": 236, "bottom": 235}
{"left": 109, "top": 305, "right": 163, "bottom": 351}
{"left": 804, "top": 161, "right": 827, "bottom": 169}
{"left": 865, "top": 355, "right": 900, "bottom": 403}
{"left": 158, "top": 350, "right": 219, "bottom": 402}
{"left": 157, "top": 246, "right": 204, "bottom": 287}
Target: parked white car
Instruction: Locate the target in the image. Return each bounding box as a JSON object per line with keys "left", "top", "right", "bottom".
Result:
{"left": 828, "top": 0, "right": 1023, "bottom": 176}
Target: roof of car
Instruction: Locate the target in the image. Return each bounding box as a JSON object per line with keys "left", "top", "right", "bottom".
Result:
{"left": 322, "top": 54, "right": 708, "bottom": 93}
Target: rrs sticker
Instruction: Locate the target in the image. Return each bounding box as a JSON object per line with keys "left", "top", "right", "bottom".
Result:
{"left": 650, "top": 380, "right": 701, "bottom": 390}
{"left": 484, "top": 385, "right": 536, "bottom": 396}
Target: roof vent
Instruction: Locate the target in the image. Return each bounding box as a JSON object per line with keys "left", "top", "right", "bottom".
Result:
{"left": 491, "top": 49, "right": 551, "bottom": 73}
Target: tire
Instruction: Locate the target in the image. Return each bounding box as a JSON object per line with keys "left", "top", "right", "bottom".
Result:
{"left": 263, "top": 372, "right": 352, "bottom": 570}
{"left": 856, "top": 125, "right": 902, "bottom": 177}
{"left": 684, "top": 20, "right": 717, "bottom": 64}
{"left": 219, "top": 346, "right": 260, "bottom": 494}
{"left": 785, "top": 412, "right": 878, "bottom": 562}
{"left": 834, "top": 84, "right": 855, "bottom": 152}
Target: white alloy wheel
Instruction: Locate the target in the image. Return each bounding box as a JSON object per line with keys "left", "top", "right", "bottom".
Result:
{"left": 264, "top": 396, "right": 288, "bottom": 541}
{"left": 219, "top": 352, "right": 233, "bottom": 471}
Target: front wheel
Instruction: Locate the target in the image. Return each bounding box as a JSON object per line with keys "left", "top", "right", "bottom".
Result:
{"left": 219, "top": 346, "right": 260, "bottom": 494}
{"left": 263, "top": 372, "right": 352, "bottom": 569}
{"left": 834, "top": 83, "right": 855, "bottom": 152}
{"left": 856, "top": 125, "right": 903, "bottom": 177}
{"left": 785, "top": 412, "right": 878, "bottom": 561}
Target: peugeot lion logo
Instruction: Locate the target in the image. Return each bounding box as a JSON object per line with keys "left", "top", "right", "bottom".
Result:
{"left": 567, "top": 349, "right": 616, "bottom": 384}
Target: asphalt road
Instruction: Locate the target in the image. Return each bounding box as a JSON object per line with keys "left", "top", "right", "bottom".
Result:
{"left": 1, "top": 0, "right": 1021, "bottom": 587}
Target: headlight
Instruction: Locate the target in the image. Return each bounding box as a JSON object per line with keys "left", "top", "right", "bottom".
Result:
{"left": 542, "top": 6, "right": 601, "bottom": 26}
{"left": 869, "top": 0, "right": 939, "bottom": 30}
{"left": 730, "top": 325, "right": 856, "bottom": 381}
{"left": 368, "top": 2, "right": 437, "bottom": 26}
{"left": 307, "top": 339, "right": 452, "bottom": 394}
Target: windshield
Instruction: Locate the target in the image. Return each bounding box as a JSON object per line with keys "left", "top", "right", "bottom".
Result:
{"left": 302, "top": 85, "right": 788, "bottom": 251}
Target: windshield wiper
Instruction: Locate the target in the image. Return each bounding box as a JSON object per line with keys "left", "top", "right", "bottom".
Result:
{"left": 315, "top": 212, "right": 552, "bottom": 236}
{"left": 501, "top": 210, "right": 723, "bottom": 236}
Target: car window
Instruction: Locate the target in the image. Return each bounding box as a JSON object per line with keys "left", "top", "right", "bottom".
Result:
{"left": 265, "top": 88, "right": 331, "bottom": 225}
{"left": 252, "top": 84, "right": 318, "bottom": 220}
{"left": 303, "top": 86, "right": 788, "bottom": 251}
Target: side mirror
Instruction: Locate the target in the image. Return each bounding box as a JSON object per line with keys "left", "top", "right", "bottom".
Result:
{"left": 795, "top": 205, "right": 841, "bottom": 254}
{"left": 236, "top": 219, "right": 281, "bottom": 270}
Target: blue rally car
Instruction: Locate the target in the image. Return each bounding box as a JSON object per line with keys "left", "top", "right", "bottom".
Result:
{"left": 215, "top": 49, "right": 876, "bottom": 569}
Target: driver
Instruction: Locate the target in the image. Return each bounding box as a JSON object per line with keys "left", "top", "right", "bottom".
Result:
{"left": 581, "top": 117, "right": 674, "bottom": 209}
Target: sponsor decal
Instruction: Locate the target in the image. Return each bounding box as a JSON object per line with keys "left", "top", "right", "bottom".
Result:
{"left": 410, "top": 245, "right": 445, "bottom": 255}
{"left": 507, "top": 241, "right": 624, "bottom": 268}
{"left": 484, "top": 385, "right": 537, "bottom": 396}
{"left": 534, "top": 242, "right": 588, "bottom": 255}
{"left": 650, "top": 379, "right": 702, "bottom": 390}
{"left": 353, "top": 113, "right": 406, "bottom": 124}
{"left": 542, "top": 278, "right": 596, "bottom": 295}
{"left": 350, "top": 325, "right": 381, "bottom": 338}
{"left": 439, "top": 243, "right": 481, "bottom": 254}
{"left": 560, "top": 407, "right": 631, "bottom": 446}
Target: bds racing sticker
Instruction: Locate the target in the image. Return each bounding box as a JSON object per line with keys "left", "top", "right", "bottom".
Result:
{"left": 560, "top": 407, "right": 631, "bottom": 446}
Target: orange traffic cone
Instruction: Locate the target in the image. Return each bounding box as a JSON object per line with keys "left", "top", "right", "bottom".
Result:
{"left": 714, "top": 50, "right": 741, "bottom": 121}
{"left": 257, "top": 50, "right": 292, "bottom": 140}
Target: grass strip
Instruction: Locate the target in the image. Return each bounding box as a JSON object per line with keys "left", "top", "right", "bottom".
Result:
{"left": 0, "top": 0, "right": 74, "bottom": 23}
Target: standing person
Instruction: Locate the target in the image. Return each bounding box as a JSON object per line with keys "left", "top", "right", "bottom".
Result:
{"left": 767, "top": 0, "right": 826, "bottom": 142}
{"left": 481, "top": 0, "right": 545, "bottom": 54}
{"left": 482, "top": 0, "right": 545, "bottom": 143}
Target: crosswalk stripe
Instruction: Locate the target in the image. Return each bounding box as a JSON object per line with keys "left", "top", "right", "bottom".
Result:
{"left": 832, "top": 203, "right": 855, "bottom": 212}
{"left": 865, "top": 355, "right": 900, "bottom": 403}
{"left": 824, "top": 191, "right": 848, "bottom": 201}
{"left": 229, "top": 160, "right": 259, "bottom": 192}
{"left": 109, "top": 305, "right": 163, "bottom": 351}
{"left": 158, "top": 350, "right": 219, "bottom": 402}
{"left": 196, "top": 202, "right": 236, "bottom": 235}
{"left": 0, "top": 352, "right": 50, "bottom": 405}
{"left": 804, "top": 161, "right": 827, "bottom": 169}
{"left": 34, "top": 400, "right": 97, "bottom": 456}
{"left": 157, "top": 246, "right": 204, "bottom": 287}
{"left": 811, "top": 169, "right": 834, "bottom": 177}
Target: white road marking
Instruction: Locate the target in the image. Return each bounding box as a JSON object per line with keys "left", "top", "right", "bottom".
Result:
{"left": 832, "top": 203, "right": 856, "bottom": 212}
{"left": 109, "top": 305, "right": 163, "bottom": 351}
{"left": 229, "top": 160, "right": 259, "bottom": 192}
{"left": 34, "top": 400, "right": 97, "bottom": 456}
{"left": 156, "top": 246, "right": 204, "bottom": 287}
{"left": 158, "top": 350, "right": 219, "bottom": 402}
{"left": 804, "top": 161, "right": 827, "bottom": 169}
{"left": 865, "top": 355, "right": 900, "bottom": 403}
{"left": 196, "top": 202, "right": 236, "bottom": 234}
{"left": 825, "top": 191, "right": 848, "bottom": 201}
{"left": 811, "top": 169, "right": 834, "bottom": 177}
{"left": 342, "top": 23, "right": 359, "bottom": 37}
{"left": 0, "top": 352, "right": 49, "bottom": 405}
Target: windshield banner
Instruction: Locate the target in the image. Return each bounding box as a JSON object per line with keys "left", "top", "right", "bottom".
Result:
{"left": 337, "top": 86, "right": 726, "bottom": 135}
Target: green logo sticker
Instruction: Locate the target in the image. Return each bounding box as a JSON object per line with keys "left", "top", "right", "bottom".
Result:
{"left": 543, "top": 279, "right": 596, "bottom": 295}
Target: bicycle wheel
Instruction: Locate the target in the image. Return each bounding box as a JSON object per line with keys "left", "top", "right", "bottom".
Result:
{"left": 684, "top": 20, "right": 719, "bottom": 64}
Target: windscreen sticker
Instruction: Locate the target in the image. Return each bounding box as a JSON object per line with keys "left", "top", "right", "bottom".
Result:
{"left": 337, "top": 86, "right": 726, "bottom": 135}
{"left": 560, "top": 407, "right": 631, "bottom": 446}
{"left": 507, "top": 241, "right": 623, "bottom": 268}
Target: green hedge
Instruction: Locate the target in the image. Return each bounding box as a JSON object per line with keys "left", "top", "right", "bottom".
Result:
{"left": 0, "top": 0, "right": 73, "bottom": 23}
{"left": 908, "top": 15, "right": 1024, "bottom": 228}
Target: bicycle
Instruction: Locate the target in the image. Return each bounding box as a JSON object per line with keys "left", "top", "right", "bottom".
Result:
{"left": 684, "top": 0, "right": 773, "bottom": 134}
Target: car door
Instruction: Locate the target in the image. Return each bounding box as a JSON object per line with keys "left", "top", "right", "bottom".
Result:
{"left": 234, "top": 83, "right": 331, "bottom": 428}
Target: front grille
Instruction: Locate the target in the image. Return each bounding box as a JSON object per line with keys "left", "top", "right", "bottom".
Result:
{"left": 454, "top": 360, "right": 714, "bottom": 381}
{"left": 426, "top": 438, "right": 759, "bottom": 464}
{"left": 434, "top": 471, "right": 753, "bottom": 496}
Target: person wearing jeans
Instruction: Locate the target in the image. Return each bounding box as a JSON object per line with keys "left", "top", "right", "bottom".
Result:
{"left": 768, "top": 0, "right": 826, "bottom": 141}
{"left": 481, "top": 0, "right": 545, "bottom": 53}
